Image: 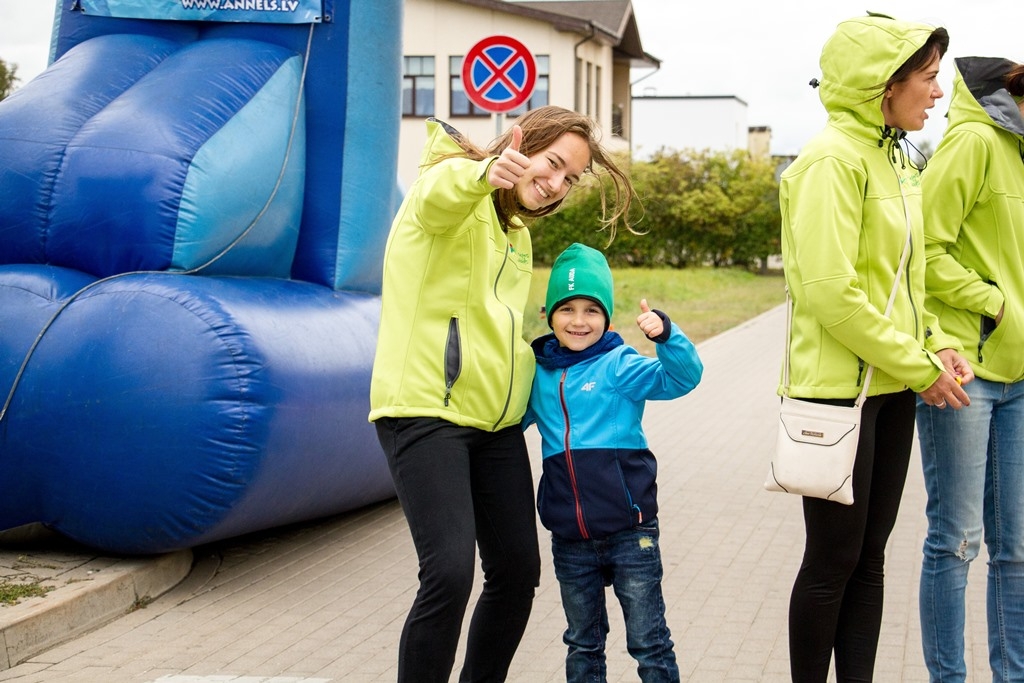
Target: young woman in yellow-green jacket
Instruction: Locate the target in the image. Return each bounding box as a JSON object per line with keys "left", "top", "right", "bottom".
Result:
{"left": 369, "top": 107, "right": 636, "bottom": 683}
{"left": 778, "top": 13, "right": 973, "bottom": 681}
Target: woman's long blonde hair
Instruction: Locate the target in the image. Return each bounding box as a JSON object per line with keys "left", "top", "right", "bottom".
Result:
{"left": 446, "top": 106, "right": 639, "bottom": 240}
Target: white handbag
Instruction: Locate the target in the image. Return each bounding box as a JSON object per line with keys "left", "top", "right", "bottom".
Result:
{"left": 764, "top": 307, "right": 870, "bottom": 505}
{"left": 766, "top": 217, "right": 912, "bottom": 505}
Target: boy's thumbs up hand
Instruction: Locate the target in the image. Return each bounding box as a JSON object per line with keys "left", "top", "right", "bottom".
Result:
{"left": 487, "top": 125, "right": 529, "bottom": 189}
{"left": 636, "top": 298, "right": 664, "bottom": 339}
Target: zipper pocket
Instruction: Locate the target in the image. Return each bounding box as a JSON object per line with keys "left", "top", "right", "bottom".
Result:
{"left": 444, "top": 316, "right": 462, "bottom": 406}
{"left": 978, "top": 314, "right": 997, "bottom": 364}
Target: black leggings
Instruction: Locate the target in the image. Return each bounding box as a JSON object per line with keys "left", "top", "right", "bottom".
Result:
{"left": 375, "top": 417, "right": 541, "bottom": 683}
{"left": 788, "top": 390, "right": 916, "bottom": 682}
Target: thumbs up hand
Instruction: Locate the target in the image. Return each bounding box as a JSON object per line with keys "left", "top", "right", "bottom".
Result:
{"left": 636, "top": 299, "right": 664, "bottom": 339}
{"left": 487, "top": 125, "right": 530, "bottom": 189}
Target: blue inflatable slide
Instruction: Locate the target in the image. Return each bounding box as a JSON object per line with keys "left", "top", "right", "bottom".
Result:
{"left": 0, "top": 0, "right": 401, "bottom": 554}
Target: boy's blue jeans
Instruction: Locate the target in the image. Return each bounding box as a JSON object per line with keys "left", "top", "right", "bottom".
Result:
{"left": 917, "top": 377, "right": 1024, "bottom": 682}
{"left": 551, "top": 520, "right": 679, "bottom": 683}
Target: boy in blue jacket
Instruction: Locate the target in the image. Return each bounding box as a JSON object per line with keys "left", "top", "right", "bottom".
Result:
{"left": 523, "top": 242, "right": 703, "bottom": 683}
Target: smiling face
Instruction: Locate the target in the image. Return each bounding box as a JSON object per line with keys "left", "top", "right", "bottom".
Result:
{"left": 881, "top": 51, "right": 943, "bottom": 131}
{"left": 514, "top": 132, "right": 591, "bottom": 211}
{"left": 550, "top": 297, "right": 606, "bottom": 351}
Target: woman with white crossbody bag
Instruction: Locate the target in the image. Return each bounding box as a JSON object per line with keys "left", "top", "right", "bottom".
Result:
{"left": 766, "top": 224, "right": 910, "bottom": 506}
{"left": 773, "top": 13, "right": 974, "bottom": 682}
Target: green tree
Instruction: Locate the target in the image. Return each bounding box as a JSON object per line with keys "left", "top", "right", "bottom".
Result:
{"left": 628, "top": 148, "right": 703, "bottom": 267}
{"left": 531, "top": 146, "right": 782, "bottom": 273}
{"left": 708, "top": 151, "right": 781, "bottom": 271}
{"left": 629, "top": 148, "right": 781, "bottom": 270}
{"left": 678, "top": 150, "right": 741, "bottom": 266}
{"left": 0, "top": 58, "right": 19, "bottom": 100}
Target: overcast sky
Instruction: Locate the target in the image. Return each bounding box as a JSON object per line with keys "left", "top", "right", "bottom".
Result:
{"left": 628, "top": 0, "right": 1020, "bottom": 155}
{"left": 1, "top": 1, "right": 1020, "bottom": 156}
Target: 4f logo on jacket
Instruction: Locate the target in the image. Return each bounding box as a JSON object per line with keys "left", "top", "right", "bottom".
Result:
{"left": 581, "top": 381, "right": 596, "bottom": 391}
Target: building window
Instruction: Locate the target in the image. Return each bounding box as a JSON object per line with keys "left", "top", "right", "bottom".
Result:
{"left": 403, "top": 56, "right": 435, "bottom": 118}
{"left": 585, "top": 62, "right": 593, "bottom": 117}
{"left": 450, "top": 56, "right": 490, "bottom": 117}
{"left": 612, "top": 103, "right": 624, "bottom": 136}
{"left": 507, "top": 55, "right": 550, "bottom": 117}
{"left": 575, "top": 57, "right": 583, "bottom": 111}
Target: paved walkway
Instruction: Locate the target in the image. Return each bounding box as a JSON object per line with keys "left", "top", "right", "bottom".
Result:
{"left": 0, "top": 303, "right": 991, "bottom": 682}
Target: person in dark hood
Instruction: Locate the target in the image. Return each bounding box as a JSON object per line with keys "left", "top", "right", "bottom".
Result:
{"left": 918, "top": 57, "right": 1024, "bottom": 682}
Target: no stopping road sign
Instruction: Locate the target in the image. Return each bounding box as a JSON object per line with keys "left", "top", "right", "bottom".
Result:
{"left": 461, "top": 35, "right": 537, "bottom": 113}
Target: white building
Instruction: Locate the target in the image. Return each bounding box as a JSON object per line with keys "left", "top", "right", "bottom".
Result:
{"left": 631, "top": 94, "right": 763, "bottom": 159}
{"left": 398, "top": 0, "right": 657, "bottom": 187}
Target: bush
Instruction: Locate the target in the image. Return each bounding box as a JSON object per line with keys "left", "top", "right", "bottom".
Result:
{"left": 531, "top": 147, "right": 782, "bottom": 272}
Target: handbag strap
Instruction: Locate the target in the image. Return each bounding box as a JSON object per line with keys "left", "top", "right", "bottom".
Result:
{"left": 783, "top": 214, "right": 913, "bottom": 407}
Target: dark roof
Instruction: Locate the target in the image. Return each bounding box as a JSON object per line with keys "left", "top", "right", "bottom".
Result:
{"left": 450, "top": 0, "right": 659, "bottom": 68}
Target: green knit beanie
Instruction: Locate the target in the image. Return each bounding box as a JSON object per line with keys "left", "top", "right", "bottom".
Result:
{"left": 545, "top": 243, "right": 614, "bottom": 330}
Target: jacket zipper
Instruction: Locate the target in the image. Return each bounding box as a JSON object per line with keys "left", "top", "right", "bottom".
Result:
{"left": 905, "top": 228, "right": 920, "bottom": 340}
{"left": 491, "top": 242, "right": 515, "bottom": 429}
{"left": 888, "top": 160, "right": 921, "bottom": 367}
{"left": 891, "top": 169, "right": 921, "bottom": 340}
{"left": 977, "top": 279, "right": 999, "bottom": 364}
{"left": 559, "top": 369, "right": 589, "bottom": 539}
{"left": 978, "top": 314, "right": 987, "bottom": 364}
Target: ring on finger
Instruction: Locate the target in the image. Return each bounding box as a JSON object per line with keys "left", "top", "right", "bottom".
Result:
{"left": 937, "top": 400, "right": 947, "bottom": 408}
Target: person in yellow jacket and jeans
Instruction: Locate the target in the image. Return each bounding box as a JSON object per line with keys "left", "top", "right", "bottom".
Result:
{"left": 918, "top": 57, "right": 1024, "bottom": 682}
{"left": 369, "top": 106, "right": 636, "bottom": 683}
{"left": 778, "top": 13, "right": 973, "bottom": 681}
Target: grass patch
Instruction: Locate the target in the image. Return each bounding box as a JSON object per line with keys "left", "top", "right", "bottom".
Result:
{"left": 525, "top": 266, "right": 785, "bottom": 355}
{"left": 0, "top": 580, "right": 51, "bottom": 606}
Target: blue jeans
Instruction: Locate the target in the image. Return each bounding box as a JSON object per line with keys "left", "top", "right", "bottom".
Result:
{"left": 551, "top": 520, "right": 679, "bottom": 683}
{"left": 918, "top": 377, "right": 1024, "bottom": 682}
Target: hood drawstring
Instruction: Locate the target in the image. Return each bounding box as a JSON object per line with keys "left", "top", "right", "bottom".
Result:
{"left": 904, "top": 136, "right": 928, "bottom": 172}
{"left": 1018, "top": 137, "right": 1024, "bottom": 166}
{"left": 878, "top": 125, "right": 926, "bottom": 172}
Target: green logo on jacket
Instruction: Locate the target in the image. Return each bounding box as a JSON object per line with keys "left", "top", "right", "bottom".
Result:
{"left": 509, "top": 244, "right": 531, "bottom": 265}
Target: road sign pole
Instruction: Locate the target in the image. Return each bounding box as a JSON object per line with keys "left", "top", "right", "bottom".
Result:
{"left": 495, "top": 112, "right": 503, "bottom": 142}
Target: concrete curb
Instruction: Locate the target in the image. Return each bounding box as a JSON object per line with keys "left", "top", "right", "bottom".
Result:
{"left": 0, "top": 549, "right": 193, "bottom": 670}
